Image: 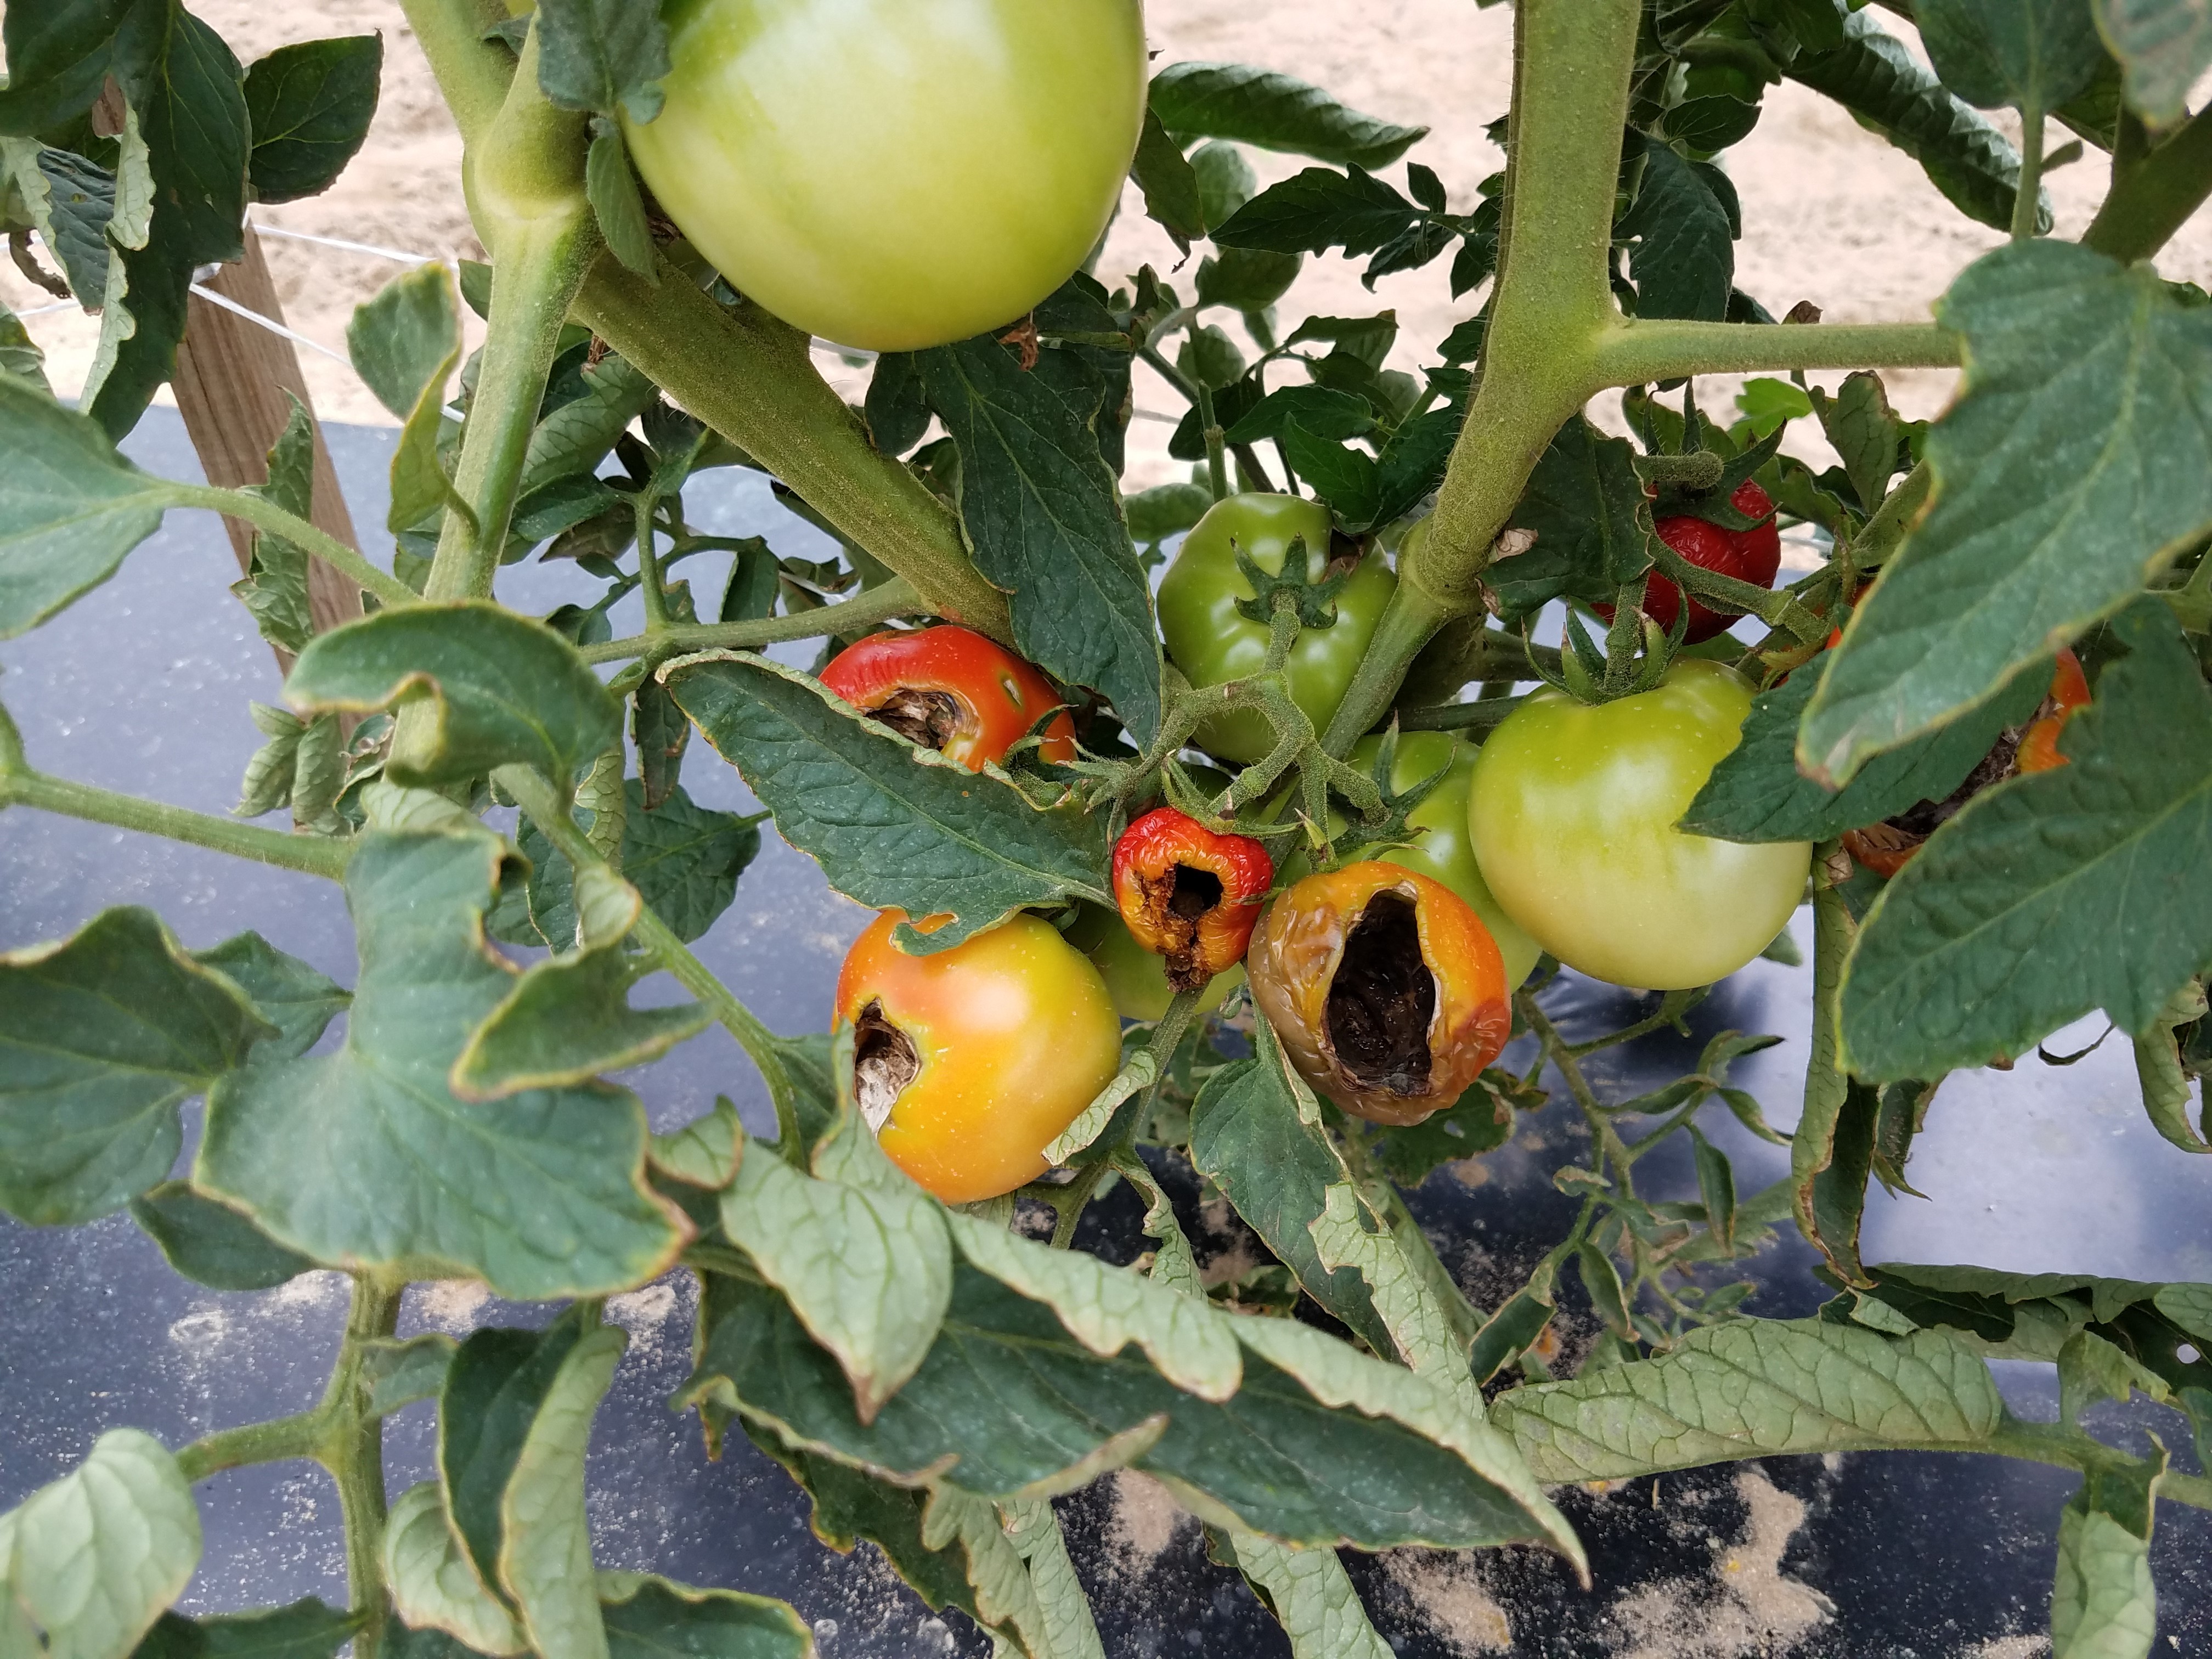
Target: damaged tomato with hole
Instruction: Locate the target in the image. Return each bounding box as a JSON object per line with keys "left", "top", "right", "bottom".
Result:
{"left": 1841, "top": 650, "right": 2091, "bottom": 879}
{"left": 1245, "top": 862, "right": 1511, "bottom": 1127}
{"left": 1110, "top": 808, "right": 1273, "bottom": 994}
{"left": 832, "top": 910, "right": 1122, "bottom": 1204}
{"left": 819, "top": 624, "right": 1076, "bottom": 769}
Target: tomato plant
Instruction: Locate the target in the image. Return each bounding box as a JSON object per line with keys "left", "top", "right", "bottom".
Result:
{"left": 5, "top": 0, "right": 2212, "bottom": 1652}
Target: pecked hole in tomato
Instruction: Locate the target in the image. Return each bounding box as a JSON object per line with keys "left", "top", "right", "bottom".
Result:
{"left": 851, "top": 1000, "right": 920, "bottom": 1133}
{"left": 1324, "top": 891, "right": 1436, "bottom": 1098}
{"left": 870, "top": 687, "right": 963, "bottom": 751}
{"left": 1166, "top": 864, "right": 1224, "bottom": 922}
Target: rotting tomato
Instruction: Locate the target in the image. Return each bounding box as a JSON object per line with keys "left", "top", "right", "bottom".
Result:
{"left": 833, "top": 910, "right": 1122, "bottom": 1204}
{"left": 2018, "top": 648, "right": 2090, "bottom": 774}
{"left": 1157, "top": 493, "right": 1398, "bottom": 765}
{"left": 1111, "top": 808, "right": 1273, "bottom": 992}
{"left": 1328, "top": 732, "right": 1542, "bottom": 990}
{"left": 1064, "top": 902, "right": 1242, "bottom": 1023}
{"left": 1468, "top": 660, "right": 1811, "bottom": 990}
{"left": 1841, "top": 650, "right": 2090, "bottom": 877}
{"left": 1245, "top": 861, "right": 1511, "bottom": 1127}
{"left": 624, "top": 0, "right": 1147, "bottom": 352}
{"left": 819, "top": 625, "right": 1075, "bottom": 769}
{"left": 1593, "top": 479, "right": 1781, "bottom": 644}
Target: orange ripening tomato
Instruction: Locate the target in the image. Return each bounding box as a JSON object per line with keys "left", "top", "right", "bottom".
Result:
{"left": 1245, "top": 862, "right": 1511, "bottom": 1127}
{"left": 1110, "top": 808, "right": 1274, "bottom": 993}
{"left": 819, "top": 625, "right": 1076, "bottom": 769}
{"left": 833, "top": 911, "right": 1122, "bottom": 1204}
{"left": 2017, "top": 648, "right": 2090, "bottom": 774}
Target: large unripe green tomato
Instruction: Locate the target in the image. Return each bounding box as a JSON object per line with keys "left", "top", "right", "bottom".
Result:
{"left": 625, "top": 0, "right": 1147, "bottom": 353}
{"left": 1157, "top": 494, "right": 1398, "bottom": 764}
{"left": 1335, "top": 732, "right": 1542, "bottom": 989}
{"left": 1466, "top": 661, "right": 1810, "bottom": 991}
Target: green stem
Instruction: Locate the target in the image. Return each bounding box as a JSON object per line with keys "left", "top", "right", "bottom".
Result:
{"left": 174, "top": 1410, "right": 327, "bottom": 1483}
{"left": 2011, "top": 99, "right": 2046, "bottom": 241}
{"left": 498, "top": 765, "right": 803, "bottom": 1156}
{"left": 0, "top": 698, "right": 23, "bottom": 774}
{"left": 0, "top": 770, "right": 352, "bottom": 878}
{"left": 1985, "top": 1419, "right": 2212, "bottom": 1515}
{"left": 2083, "top": 104, "right": 2212, "bottom": 264}
{"left": 1393, "top": 695, "right": 1527, "bottom": 734}
{"left": 427, "top": 22, "right": 596, "bottom": 602}
{"left": 1321, "top": 578, "right": 1453, "bottom": 755}
{"left": 1588, "top": 319, "right": 1960, "bottom": 386}
{"left": 1195, "top": 382, "right": 1229, "bottom": 502}
{"left": 635, "top": 493, "right": 671, "bottom": 631}
{"left": 1792, "top": 854, "right": 1855, "bottom": 1249}
{"left": 328, "top": 1276, "right": 403, "bottom": 1659}
{"left": 170, "top": 486, "right": 420, "bottom": 612}
{"left": 1855, "top": 460, "right": 1932, "bottom": 569}
{"left": 577, "top": 575, "right": 919, "bottom": 665}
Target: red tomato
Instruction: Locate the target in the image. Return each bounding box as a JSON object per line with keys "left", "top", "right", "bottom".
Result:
{"left": 2017, "top": 648, "right": 2090, "bottom": 774}
{"left": 820, "top": 625, "right": 1075, "bottom": 769}
{"left": 1595, "top": 479, "right": 1781, "bottom": 644}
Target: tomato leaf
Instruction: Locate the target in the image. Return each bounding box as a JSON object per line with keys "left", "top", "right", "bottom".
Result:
{"left": 2096, "top": 0, "right": 2212, "bottom": 122}
{"left": 1620, "top": 142, "right": 1735, "bottom": 323}
{"left": 1840, "top": 601, "right": 2212, "bottom": 1079}
{"left": 15, "top": 145, "right": 117, "bottom": 308}
{"left": 1217, "top": 1531, "right": 1393, "bottom": 1659}
{"left": 1681, "top": 661, "right": 2047, "bottom": 843}
{"left": 1492, "top": 1317, "right": 2004, "bottom": 1481}
{"left": 131, "top": 1600, "right": 363, "bottom": 1659}
{"left": 230, "top": 393, "right": 318, "bottom": 656}
{"left": 1210, "top": 165, "right": 1421, "bottom": 258}
{"left": 532, "top": 0, "right": 670, "bottom": 125}
{"left": 1782, "top": 4, "right": 2041, "bottom": 232}
{"left": 1186, "top": 1034, "right": 1397, "bottom": 1355}
{"left": 453, "top": 932, "right": 710, "bottom": 1101}
{"left": 1148, "top": 63, "right": 1429, "bottom": 170}
{"left": 1493, "top": 415, "right": 1657, "bottom": 614}
{"left": 1918, "top": 0, "right": 2109, "bottom": 115}
{"left": 666, "top": 653, "right": 1109, "bottom": 955}
{"left": 0, "top": 374, "right": 173, "bottom": 639}
{"left": 198, "top": 831, "right": 688, "bottom": 1300}
{"left": 286, "top": 601, "right": 623, "bottom": 789}
{"left": 913, "top": 334, "right": 1163, "bottom": 744}
{"left": 1129, "top": 106, "right": 1205, "bottom": 250}
{"left": 0, "top": 1429, "right": 202, "bottom": 1659}
{"left": 584, "top": 121, "right": 657, "bottom": 280}
{"left": 681, "top": 1260, "right": 1570, "bottom": 1554}
{"left": 241, "top": 35, "right": 382, "bottom": 204}
{"left": 1802, "top": 242, "right": 2212, "bottom": 783}
{"left": 129, "top": 1181, "right": 317, "bottom": 1293}
{"left": 503, "top": 780, "right": 759, "bottom": 950}
{"left": 2052, "top": 1455, "right": 2163, "bottom": 1657}
{"left": 382, "top": 1482, "right": 524, "bottom": 1656}
{"left": 597, "top": 1575, "right": 810, "bottom": 1659}
{"left": 347, "top": 263, "right": 461, "bottom": 425}
{"left": 0, "top": 907, "right": 273, "bottom": 1226}
{"left": 0, "top": 2, "right": 143, "bottom": 134}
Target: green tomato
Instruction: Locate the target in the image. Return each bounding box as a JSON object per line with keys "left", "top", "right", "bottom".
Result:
{"left": 1063, "top": 903, "right": 1240, "bottom": 1023}
{"left": 625, "top": 0, "right": 1146, "bottom": 352}
{"left": 1157, "top": 493, "right": 1398, "bottom": 765}
{"left": 1334, "top": 732, "right": 1542, "bottom": 989}
{"left": 1467, "top": 661, "right": 1810, "bottom": 991}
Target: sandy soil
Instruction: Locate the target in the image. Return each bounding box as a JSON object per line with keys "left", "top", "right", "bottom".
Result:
{"left": 6, "top": 2, "right": 2211, "bottom": 485}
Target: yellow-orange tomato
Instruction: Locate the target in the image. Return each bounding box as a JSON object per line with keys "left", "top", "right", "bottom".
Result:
{"left": 2017, "top": 648, "right": 2091, "bottom": 775}
{"left": 1245, "top": 862, "right": 1511, "bottom": 1127}
{"left": 833, "top": 911, "right": 1122, "bottom": 1203}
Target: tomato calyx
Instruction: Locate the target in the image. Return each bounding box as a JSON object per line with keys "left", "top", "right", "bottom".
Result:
{"left": 1111, "top": 807, "right": 1274, "bottom": 992}
{"left": 1230, "top": 532, "right": 1359, "bottom": 632}
{"left": 850, "top": 1000, "right": 919, "bottom": 1132}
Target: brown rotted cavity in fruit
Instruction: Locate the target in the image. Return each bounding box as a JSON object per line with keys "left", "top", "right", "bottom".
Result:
{"left": 852, "top": 1000, "right": 919, "bottom": 1132}
{"left": 872, "top": 688, "right": 963, "bottom": 752}
{"left": 1324, "top": 892, "right": 1435, "bottom": 1097}
{"left": 1151, "top": 863, "right": 1224, "bottom": 991}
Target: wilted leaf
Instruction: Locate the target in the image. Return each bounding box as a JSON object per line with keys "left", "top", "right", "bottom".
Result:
{"left": 0, "top": 907, "right": 272, "bottom": 1225}
{"left": 287, "top": 601, "right": 622, "bottom": 789}
{"left": 199, "top": 831, "right": 687, "bottom": 1300}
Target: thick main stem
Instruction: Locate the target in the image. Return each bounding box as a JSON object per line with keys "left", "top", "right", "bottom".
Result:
{"left": 329, "top": 1276, "right": 403, "bottom": 1659}
{"left": 2083, "top": 104, "right": 2212, "bottom": 264}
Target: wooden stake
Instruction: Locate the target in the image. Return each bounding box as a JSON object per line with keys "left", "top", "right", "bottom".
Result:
{"left": 171, "top": 224, "right": 367, "bottom": 658}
